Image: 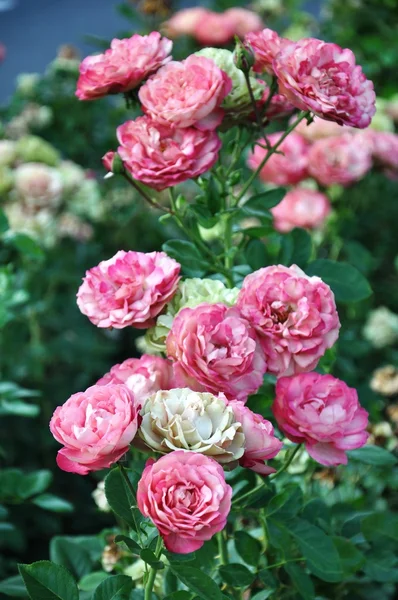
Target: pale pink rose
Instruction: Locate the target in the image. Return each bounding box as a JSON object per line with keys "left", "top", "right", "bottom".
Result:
{"left": 229, "top": 401, "right": 283, "bottom": 474}
{"left": 102, "top": 151, "right": 115, "bottom": 172}
{"left": 308, "top": 134, "right": 372, "bottom": 186}
{"left": 166, "top": 303, "right": 267, "bottom": 403}
{"left": 273, "top": 372, "right": 369, "bottom": 466}
{"left": 76, "top": 32, "right": 172, "bottom": 100}
{"left": 224, "top": 8, "right": 264, "bottom": 38}
{"left": 293, "top": 115, "right": 351, "bottom": 141}
{"left": 362, "top": 130, "right": 398, "bottom": 174}
{"left": 273, "top": 38, "right": 376, "bottom": 128}
{"left": 245, "top": 28, "right": 289, "bottom": 75}
{"left": 50, "top": 384, "right": 139, "bottom": 474}
{"left": 77, "top": 250, "right": 180, "bottom": 329}
{"left": 194, "top": 12, "right": 235, "bottom": 46}
{"left": 14, "top": 163, "right": 63, "bottom": 209}
{"left": 247, "top": 132, "right": 309, "bottom": 186}
{"left": 237, "top": 265, "right": 340, "bottom": 377}
{"left": 139, "top": 55, "right": 232, "bottom": 131}
{"left": 116, "top": 116, "right": 221, "bottom": 191}
{"left": 137, "top": 451, "right": 232, "bottom": 553}
{"left": 271, "top": 188, "right": 331, "bottom": 233}
{"left": 97, "top": 355, "right": 174, "bottom": 404}
{"left": 255, "top": 85, "right": 295, "bottom": 120}
{"left": 162, "top": 8, "right": 208, "bottom": 37}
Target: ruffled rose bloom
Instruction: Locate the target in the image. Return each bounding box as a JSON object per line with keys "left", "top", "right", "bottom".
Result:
{"left": 139, "top": 388, "right": 245, "bottom": 464}
{"left": 139, "top": 55, "right": 232, "bottom": 131}
{"left": 273, "top": 38, "right": 376, "bottom": 128}
{"left": 229, "top": 401, "right": 283, "bottom": 474}
{"left": 137, "top": 451, "right": 232, "bottom": 553}
{"left": 308, "top": 134, "right": 372, "bottom": 186}
{"left": 363, "top": 131, "right": 398, "bottom": 175}
{"left": 166, "top": 303, "right": 267, "bottom": 402}
{"left": 97, "top": 355, "right": 174, "bottom": 404}
{"left": 255, "top": 85, "right": 295, "bottom": 120}
{"left": 76, "top": 32, "right": 172, "bottom": 100}
{"left": 248, "top": 132, "right": 309, "bottom": 186}
{"left": 245, "top": 28, "right": 289, "bottom": 75}
{"left": 224, "top": 8, "right": 263, "bottom": 38}
{"left": 14, "top": 163, "right": 63, "bottom": 208}
{"left": 194, "top": 12, "right": 236, "bottom": 46}
{"left": 237, "top": 265, "right": 340, "bottom": 377}
{"left": 77, "top": 250, "right": 180, "bottom": 329}
{"left": 273, "top": 373, "right": 369, "bottom": 466}
{"left": 293, "top": 115, "right": 350, "bottom": 141}
{"left": 271, "top": 188, "right": 331, "bottom": 232}
{"left": 116, "top": 116, "right": 221, "bottom": 191}
{"left": 50, "top": 384, "right": 139, "bottom": 474}
{"left": 162, "top": 7, "right": 207, "bottom": 37}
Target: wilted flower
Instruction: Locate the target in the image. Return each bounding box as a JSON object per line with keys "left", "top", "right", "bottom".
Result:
{"left": 273, "top": 38, "right": 376, "bottom": 128}
{"left": 363, "top": 307, "right": 398, "bottom": 348}
{"left": 14, "top": 163, "right": 63, "bottom": 209}
{"left": 92, "top": 481, "right": 111, "bottom": 512}
{"left": 370, "top": 365, "right": 398, "bottom": 397}
{"left": 139, "top": 388, "right": 245, "bottom": 463}
{"left": 237, "top": 264, "right": 340, "bottom": 377}
{"left": 76, "top": 32, "right": 173, "bottom": 100}
{"left": 77, "top": 250, "right": 180, "bottom": 329}
{"left": 273, "top": 372, "right": 369, "bottom": 466}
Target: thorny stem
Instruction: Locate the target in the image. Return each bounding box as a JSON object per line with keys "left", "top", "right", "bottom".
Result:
{"left": 243, "top": 71, "right": 269, "bottom": 145}
{"left": 144, "top": 535, "right": 163, "bottom": 600}
{"left": 236, "top": 111, "right": 311, "bottom": 203}
{"left": 122, "top": 172, "right": 174, "bottom": 214}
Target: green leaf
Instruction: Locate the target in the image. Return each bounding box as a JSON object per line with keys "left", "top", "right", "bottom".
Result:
{"left": 305, "top": 259, "right": 372, "bottom": 303}
{"left": 251, "top": 592, "right": 274, "bottom": 600}
{"left": 162, "top": 240, "right": 210, "bottom": 278}
{"left": 50, "top": 537, "right": 93, "bottom": 580}
{"left": 92, "top": 575, "right": 133, "bottom": 600}
{"left": 164, "top": 593, "right": 192, "bottom": 600}
{"left": 245, "top": 239, "right": 269, "bottom": 270}
{"left": 347, "top": 445, "right": 397, "bottom": 466}
{"left": 5, "top": 233, "right": 45, "bottom": 260}
{"left": 140, "top": 548, "right": 164, "bottom": 569}
{"left": 234, "top": 531, "right": 262, "bottom": 566}
{"left": 283, "top": 563, "right": 315, "bottom": 600}
{"left": 79, "top": 572, "right": 109, "bottom": 592}
{"left": 32, "top": 494, "right": 74, "bottom": 513}
{"left": 104, "top": 468, "right": 141, "bottom": 529}
{"left": 364, "top": 550, "right": 398, "bottom": 583}
{"left": 361, "top": 512, "right": 398, "bottom": 549}
{"left": 266, "top": 520, "right": 291, "bottom": 551}
{"left": 169, "top": 565, "right": 224, "bottom": 600}
{"left": 18, "top": 561, "right": 79, "bottom": 600}
{"left": 0, "top": 208, "right": 9, "bottom": 234}
{"left": 0, "top": 399, "right": 40, "bottom": 418}
{"left": 189, "top": 205, "right": 218, "bottom": 229}
{"left": 114, "top": 535, "right": 141, "bottom": 553}
{"left": 332, "top": 537, "right": 365, "bottom": 576}
{"left": 289, "top": 519, "right": 343, "bottom": 582}
{"left": 280, "top": 228, "right": 312, "bottom": 269}
{"left": 265, "top": 485, "right": 303, "bottom": 521}
{"left": 218, "top": 564, "right": 255, "bottom": 588}
{"left": 242, "top": 188, "right": 286, "bottom": 216}
{"left": 0, "top": 574, "right": 29, "bottom": 597}
{"left": 20, "top": 470, "right": 52, "bottom": 499}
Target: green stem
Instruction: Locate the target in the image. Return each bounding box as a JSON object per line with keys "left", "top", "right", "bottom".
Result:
{"left": 237, "top": 111, "right": 310, "bottom": 203}
{"left": 262, "top": 556, "right": 304, "bottom": 570}
{"left": 270, "top": 444, "right": 302, "bottom": 479}
{"left": 218, "top": 530, "right": 229, "bottom": 565}
{"left": 144, "top": 536, "right": 163, "bottom": 600}
{"left": 122, "top": 172, "right": 173, "bottom": 214}
{"left": 259, "top": 76, "right": 278, "bottom": 122}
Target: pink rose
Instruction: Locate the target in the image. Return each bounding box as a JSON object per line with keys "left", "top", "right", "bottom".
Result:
{"left": 237, "top": 265, "right": 340, "bottom": 377}
{"left": 229, "top": 401, "right": 283, "bottom": 474}
{"left": 116, "top": 116, "right": 221, "bottom": 191}
{"left": 248, "top": 132, "right": 309, "bottom": 186}
{"left": 293, "top": 115, "right": 351, "bottom": 141}
{"left": 273, "top": 38, "right": 376, "bottom": 128}
{"left": 362, "top": 131, "right": 398, "bottom": 175}
{"left": 97, "top": 355, "right": 174, "bottom": 405}
{"left": 162, "top": 8, "right": 208, "bottom": 38}
{"left": 273, "top": 372, "right": 369, "bottom": 466}
{"left": 245, "top": 28, "right": 289, "bottom": 75}
{"left": 194, "top": 12, "right": 235, "bottom": 46}
{"left": 271, "top": 188, "right": 331, "bottom": 233}
{"left": 166, "top": 303, "right": 267, "bottom": 403}
{"left": 139, "top": 55, "right": 232, "bottom": 131}
{"left": 137, "top": 451, "right": 232, "bottom": 553}
{"left": 14, "top": 163, "right": 63, "bottom": 209}
{"left": 76, "top": 32, "right": 172, "bottom": 100}
{"left": 50, "top": 384, "right": 139, "bottom": 474}
{"left": 308, "top": 134, "right": 372, "bottom": 186}
{"left": 255, "top": 85, "right": 295, "bottom": 120}
{"left": 224, "top": 8, "right": 264, "bottom": 38}
{"left": 77, "top": 250, "right": 180, "bottom": 329}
